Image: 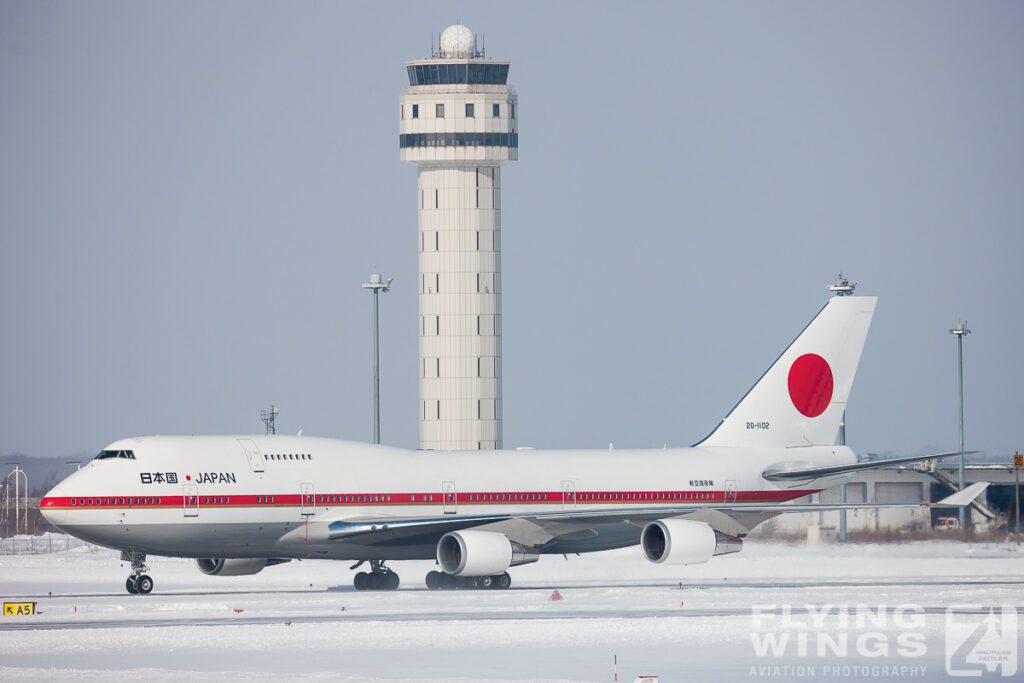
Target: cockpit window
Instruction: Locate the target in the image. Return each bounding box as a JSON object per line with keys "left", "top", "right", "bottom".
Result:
{"left": 94, "top": 449, "right": 136, "bottom": 460}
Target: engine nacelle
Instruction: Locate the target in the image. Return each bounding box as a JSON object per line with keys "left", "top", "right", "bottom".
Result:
{"left": 436, "top": 530, "right": 539, "bottom": 576}
{"left": 195, "top": 558, "right": 290, "bottom": 576}
{"left": 640, "top": 519, "right": 742, "bottom": 565}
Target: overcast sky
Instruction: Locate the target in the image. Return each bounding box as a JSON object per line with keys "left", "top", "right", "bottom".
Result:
{"left": 2, "top": 1, "right": 1022, "bottom": 464}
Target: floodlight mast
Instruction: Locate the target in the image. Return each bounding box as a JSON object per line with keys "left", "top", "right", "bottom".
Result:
{"left": 949, "top": 320, "right": 971, "bottom": 528}
{"left": 362, "top": 273, "right": 393, "bottom": 444}
{"left": 838, "top": 411, "right": 847, "bottom": 543}
{"left": 827, "top": 272, "right": 858, "bottom": 296}
{"left": 4, "top": 464, "right": 27, "bottom": 537}
{"left": 1014, "top": 451, "right": 1021, "bottom": 542}
{"left": 826, "top": 274, "right": 856, "bottom": 543}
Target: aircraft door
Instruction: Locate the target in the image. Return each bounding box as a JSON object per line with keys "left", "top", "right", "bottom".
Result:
{"left": 183, "top": 484, "right": 199, "bottom": 517}
{"left": 442, "top": 481, "right": 457, "bottom": 515}
{"left": 238, "top": 438, "right": 264, "bottom": 473}
{"left": 561, "top": 480, "right": 576, "bottom": 511}
{"left": 725, "top": 480, "right": 737, "bottom": 503}
{"left": 300, "top": 483, "right": 315, "bottom": 516}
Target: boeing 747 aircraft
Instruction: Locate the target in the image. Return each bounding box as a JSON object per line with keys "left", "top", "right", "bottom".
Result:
{"left": 40, "top": 295, "right": 984, "bottom": 594}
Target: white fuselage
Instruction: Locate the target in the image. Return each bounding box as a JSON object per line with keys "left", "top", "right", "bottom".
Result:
{"left": 41, "top": 435, "right": 851, "bottom": 561}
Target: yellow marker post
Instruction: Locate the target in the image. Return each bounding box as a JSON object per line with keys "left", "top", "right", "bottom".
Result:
{"left": 3, "top": 601, "right": 37, "bottom": 616}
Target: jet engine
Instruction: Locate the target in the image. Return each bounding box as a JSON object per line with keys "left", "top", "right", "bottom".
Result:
{"left": 436, "top": 530, "right": 539, "bottom": 576}
{"left": 195, "top": 558, "right": 291, "bottom": 576}
{"left": 640, "top": 519, "right": 742, "bottom": 565}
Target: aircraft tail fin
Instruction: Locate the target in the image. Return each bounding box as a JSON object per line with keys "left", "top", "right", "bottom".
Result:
{"left": 696, "top": 295, "right": 877, "bottom": 449}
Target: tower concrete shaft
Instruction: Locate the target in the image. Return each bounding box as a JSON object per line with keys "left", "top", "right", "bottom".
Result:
{"left": 400, "top": 25, "right": 518, "bottom": 450}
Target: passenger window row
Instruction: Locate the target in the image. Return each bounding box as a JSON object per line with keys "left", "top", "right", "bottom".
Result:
{"left": 71, "top": 497, "right": 160, "bottom": 506}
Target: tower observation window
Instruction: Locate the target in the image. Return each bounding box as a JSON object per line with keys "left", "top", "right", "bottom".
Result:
{"left": 408, "top": 62, "right": 509, "bottom": 86}
{"left": 436, "top": 103, "right": 445, "bottom": 118}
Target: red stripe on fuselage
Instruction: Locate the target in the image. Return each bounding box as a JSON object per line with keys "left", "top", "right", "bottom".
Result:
{"left": 39, "top": 488, "right": 820, "bottom": 511}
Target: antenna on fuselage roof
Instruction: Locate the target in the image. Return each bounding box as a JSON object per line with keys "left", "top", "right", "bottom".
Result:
{"left": 261, "top": 405, "right": 278, "bottom": 435}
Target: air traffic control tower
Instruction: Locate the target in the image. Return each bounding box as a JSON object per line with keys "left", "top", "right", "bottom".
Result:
{"left": 400, "top": 25, "right": 518, "bottom": 451}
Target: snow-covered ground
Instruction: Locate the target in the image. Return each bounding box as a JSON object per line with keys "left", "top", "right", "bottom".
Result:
{"left": 1, "top": 537, "right": 1021, "bottom": 681}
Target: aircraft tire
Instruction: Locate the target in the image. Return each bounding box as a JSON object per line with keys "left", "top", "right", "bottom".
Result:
{"left": 384, "top": 571, "right": 400, "bottom": 590}
{"left": 136, "top": 575, "right": 154, "bottom": 594}
{"left": 425, "top": 571, "right": 443, "bottom": 590}
{"left": 126, "top": 577, "right": 139, "bottom": 595}
{"left": 496, "top": 573, "right": 511, "bottom": 589}
{"left": 354, "top": 572, "right": 369, "bottom": 590}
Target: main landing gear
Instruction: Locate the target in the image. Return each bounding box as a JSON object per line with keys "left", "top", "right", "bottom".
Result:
{"left": 352, "top": 559, "right": 400, "bottom": 591}
{"left": 124, "top": 551, "right": 153, "bottom": 595}
{"left": 425, "top": 571, "right": 511, "bottom": 590}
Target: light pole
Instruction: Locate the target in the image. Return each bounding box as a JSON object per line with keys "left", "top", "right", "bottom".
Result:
{"left": 949, "top": 320, "right": 971, "bottom": 529}
{"left": 839, "top": 410, "right": 847, "bottom": 543}
{"left": 5, "top": 464, "right": 27, "bottom": 537}
{"left": 826, "top": 274, "right": 856, "bottom": 543}
{"left": 362, "top": 273, "right": 392, "bottom": 444}
{"left": 1013, "top": 451, "right": 1022, "bottom": 542}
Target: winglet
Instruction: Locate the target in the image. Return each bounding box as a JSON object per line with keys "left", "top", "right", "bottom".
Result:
{"left": 934, "top": 482, "right": 989, "bottom": 507}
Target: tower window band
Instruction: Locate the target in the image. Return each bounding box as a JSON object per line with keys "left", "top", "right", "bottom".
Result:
{"left": 407, "top": 62, "right": 510, "bottom": 86}
{"left": 399, "top": 132, "right": 518, "bottom": 149}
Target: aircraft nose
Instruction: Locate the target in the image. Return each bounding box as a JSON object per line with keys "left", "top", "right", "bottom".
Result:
{"left": 40, "top": 487, "right": 58, "bottom": 523}
{"left": 39, "top": 481, "right": 70, "bottom": 529}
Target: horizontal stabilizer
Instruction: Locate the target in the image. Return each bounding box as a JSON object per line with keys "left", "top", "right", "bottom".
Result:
{"left": 762, "top": 451, "right": 977, "bottom": 482}
{"left": 935, "top": 482, "right": 989, "bottom": 507}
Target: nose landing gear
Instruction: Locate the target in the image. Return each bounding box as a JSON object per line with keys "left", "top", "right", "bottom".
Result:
{"left": 124, "top": 551, "right": 154, "bottom": 595}
{"left": 352, "top": 559, "right": 400, "bottom": 591}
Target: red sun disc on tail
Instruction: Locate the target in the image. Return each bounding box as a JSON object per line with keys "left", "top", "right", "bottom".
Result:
{"left": 788, "top": 354, "right": 833, "bottom": 418}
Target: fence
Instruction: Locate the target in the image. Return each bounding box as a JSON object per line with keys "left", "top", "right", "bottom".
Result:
{"left": 0, "top": 533, "right": 92, "bottom": 554}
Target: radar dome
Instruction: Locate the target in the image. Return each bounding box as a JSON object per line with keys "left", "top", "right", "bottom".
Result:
{"left": 440, "top": 24, "right": 475, "bottom": 57}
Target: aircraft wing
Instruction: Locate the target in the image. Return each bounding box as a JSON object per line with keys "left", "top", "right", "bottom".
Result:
{"left": 761, "top": 450, "right": 977, "bottom": 482}
{"left": 326, "top": 482, "right": 988, "bottom": 545}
